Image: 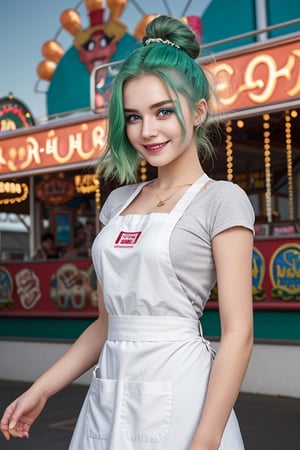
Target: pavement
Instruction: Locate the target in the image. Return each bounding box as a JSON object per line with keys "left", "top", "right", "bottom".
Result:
{"left": 0, "top": 379, "right": 299, "bottom": 449}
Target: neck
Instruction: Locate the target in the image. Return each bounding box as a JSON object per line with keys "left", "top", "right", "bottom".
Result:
{"left": 156, "top": 164, "right": 204, "bottom": 189}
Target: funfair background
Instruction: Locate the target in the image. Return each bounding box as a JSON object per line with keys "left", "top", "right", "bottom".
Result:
{"left": 0, "top": 0, "right": 212, "bottom": 120}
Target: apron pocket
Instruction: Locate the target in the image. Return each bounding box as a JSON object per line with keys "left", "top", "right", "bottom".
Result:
{"left": 121, "top": 380, "right": 172, "bottom": 443}
{"left": 85, "top": 366, "right": 116, "bottom": 440}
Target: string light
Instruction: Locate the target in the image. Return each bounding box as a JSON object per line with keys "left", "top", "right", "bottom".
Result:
{"left": 291, "top": 110, "right": 298, "bottom": 118}
{"left": 139, "top": 158, "right": 148, "bottom": 181}
{"left": 225, "top": 120, "right": 233, "bottom": 181}
{"left": 94, "top": 175, "right": 101, "bottom": 211}
{"left": 263, "top": 114, "right": 272, "bottom": 223}
{"left": 285, "top": 110, "right": 294, "bottom": 220}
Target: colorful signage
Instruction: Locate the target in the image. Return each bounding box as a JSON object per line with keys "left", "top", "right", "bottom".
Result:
{"left": 0, "top": 181, "right": 29, "bottom": 205}
{"left": 270, "top": 243, "right": 300, "bottom": 301}
{"left": 207, "top": 239, "right": 300, "bottom": 310}
{"left": 206, "top": 37, "right": 300, "bottom": 112}
{"left": 35, "top": 176, "right": 76, "bottom": 205}
{"left": 252, "top": 247, "right": 266, "bottom": 301}
{"left": 74, "top": 173, "right": 99, "bottom": 193}
{"left": 0, "top": 116, "right": 106, "bottom": 179}
{"left": 2, "top": 238, "right": 300, "bottom": 317}
{"left": 0, "top": 260, "right": 97, "bottom": 317}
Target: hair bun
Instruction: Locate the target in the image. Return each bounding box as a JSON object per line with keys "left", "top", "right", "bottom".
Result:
{"left": 143, "top": 15, "right": 200, "bottom": 59}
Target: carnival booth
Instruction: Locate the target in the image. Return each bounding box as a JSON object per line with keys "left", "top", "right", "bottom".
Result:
{"left": 202, "top": 30, "right": 300, "bottom": 315}
{"left": 0, "top": 111, "right": 111, "bottom": 315}
{"left": 1, "top": 27, "right": 300, "bottom": 331}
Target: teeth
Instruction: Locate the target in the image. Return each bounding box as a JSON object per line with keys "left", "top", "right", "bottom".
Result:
{"left": 147, "top": 143, "right": 163, "bottom": 150}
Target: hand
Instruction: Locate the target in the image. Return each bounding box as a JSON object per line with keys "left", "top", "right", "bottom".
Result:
{"left": 0, "top": 387, "right": 47, "bottom": 440}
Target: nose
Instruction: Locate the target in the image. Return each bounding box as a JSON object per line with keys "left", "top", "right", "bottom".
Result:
{"left": 141, "top": 117, "right": 158, "bottom": 139}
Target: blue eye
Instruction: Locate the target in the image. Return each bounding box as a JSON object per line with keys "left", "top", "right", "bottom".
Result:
{"left": 158, "top": 108, "right": 174, "bottom": 117}
{"left": 125, "top": 114, "right": 141, "bottom": 123}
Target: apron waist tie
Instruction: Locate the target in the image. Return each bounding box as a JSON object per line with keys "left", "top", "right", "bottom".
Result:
{"left": 107, "top": 315, "right": 201, "bottom": 342}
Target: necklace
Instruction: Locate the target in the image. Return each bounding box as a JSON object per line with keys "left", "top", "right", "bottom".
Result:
{"left": 150, "top": 183, "right": 192, "bottom": 207}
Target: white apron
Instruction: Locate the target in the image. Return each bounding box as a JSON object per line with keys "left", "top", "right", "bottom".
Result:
{"left": 69, "top": 174, "right": 244, "bottom": 450}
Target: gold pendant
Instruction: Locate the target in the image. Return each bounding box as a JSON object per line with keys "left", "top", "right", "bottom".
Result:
{"left": 157, "top": 200, "right": 165, "bottom": 207}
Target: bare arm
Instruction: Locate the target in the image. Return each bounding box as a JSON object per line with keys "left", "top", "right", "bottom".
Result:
{"left": 0, "top": 284, "right": 108, "bottom": 440}
{"left": 189, "top": 226, "right": 254, "bottom": 450}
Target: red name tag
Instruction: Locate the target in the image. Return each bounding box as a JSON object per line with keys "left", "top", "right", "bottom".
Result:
{"left": 114, "top": 231, "right": 142, "bottom": 248}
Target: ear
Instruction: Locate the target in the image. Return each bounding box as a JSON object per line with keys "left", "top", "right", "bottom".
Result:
{"left": 193, "top": 99, "right": 208, "bottom": 127}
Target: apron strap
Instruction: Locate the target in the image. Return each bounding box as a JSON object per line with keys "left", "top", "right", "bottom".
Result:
{"left": 172, "top": 173, "right": 210, "bottom": 216}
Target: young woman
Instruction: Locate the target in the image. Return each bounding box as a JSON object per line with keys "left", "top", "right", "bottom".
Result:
{"left": 0, "top": 15, "right": 254, "bottom": 450}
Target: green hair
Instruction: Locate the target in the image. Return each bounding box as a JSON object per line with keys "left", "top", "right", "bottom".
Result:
{"left": 98, "top": 15, "right": 214, "bottom": 184}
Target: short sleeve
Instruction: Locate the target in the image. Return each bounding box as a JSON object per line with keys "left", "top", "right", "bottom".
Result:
{"left": 209, "top": 182, "right": 255, "bottom": 239}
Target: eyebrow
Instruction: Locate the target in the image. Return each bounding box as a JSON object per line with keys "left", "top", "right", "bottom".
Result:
{"left": 124, "top": 99, "right": 174, "bottom": 113}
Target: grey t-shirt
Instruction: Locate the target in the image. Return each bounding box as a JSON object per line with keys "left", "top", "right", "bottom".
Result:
{"left": 100, "top": 178, "right": 255, "bottom": 317}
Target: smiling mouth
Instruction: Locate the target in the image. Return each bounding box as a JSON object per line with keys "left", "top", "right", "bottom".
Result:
{"left": 143, "top": 142, "right": 169, "bottom": 153}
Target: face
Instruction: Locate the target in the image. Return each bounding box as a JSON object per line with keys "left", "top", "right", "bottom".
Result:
{"left": 43, "top": 238, "right": 54, "bottom": 252}
{"left": 123, "top": 74, "right": 206, "bottom": 169}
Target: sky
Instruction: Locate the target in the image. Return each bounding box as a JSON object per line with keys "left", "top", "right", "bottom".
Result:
{"left": 0, "top": 0, "right": 211, "bottom": 121}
